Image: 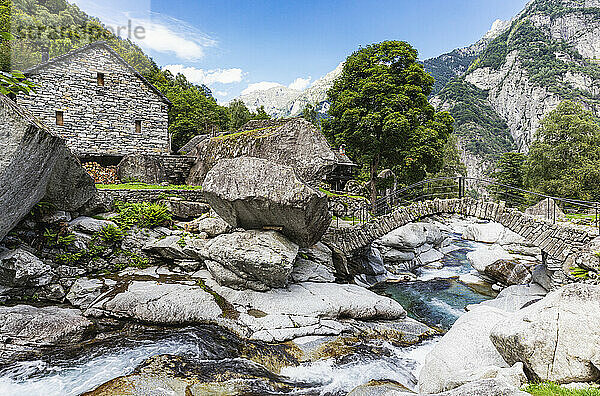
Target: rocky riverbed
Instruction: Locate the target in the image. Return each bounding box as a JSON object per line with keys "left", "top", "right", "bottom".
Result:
{"left": 0, "top": 203, "right": 563, "bottom": 395}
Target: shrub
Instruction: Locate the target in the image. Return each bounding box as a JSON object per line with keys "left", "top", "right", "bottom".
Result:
{"left": 96, "top": 224, "right": 125, "bottom": 244}
{"left": 113, "top": 202, "right": 172, "bottom": 230}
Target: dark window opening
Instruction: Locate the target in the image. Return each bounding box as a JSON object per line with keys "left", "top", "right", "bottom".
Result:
{"left": 135, "top": 120, "right": 142, "bottom": 133}
{"left": 56, "top": 111, "right": 64, "bottom": 126}
{"left": 97, "top": 72, "right": 105, "bottom": 86}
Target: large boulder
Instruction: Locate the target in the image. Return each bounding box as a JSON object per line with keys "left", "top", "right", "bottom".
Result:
{"left": 375, "top": 223, "right": 443, "bottom": 250}
{"left": 418, "top": 305, "right": 512, "bottom": 394}
{"left": 203, "top": 157, "right": 331, "bottom": 247}
{"left": 490, "top": 283, "right": 600, "bottom": 383}
{"left": 0, "top": 248, "right": 53, "bottom": 287}
{"left": 462, "top": 222, "right": 506, "bottom": 244}
{"left": 203, "top": 230, "right": 299, "bottom": 291}
{"left": 85, "top": 280, "right": 222, "bottom": 324}
{"left": 0, "top": 305, "right": 95, "bottom": 364}
{"left": 350, "top": 378, "right": 528, "bottom": 396}
{"left": 0, "top": 94, "right": 95, "bottom": 241}
{"left": 525, "top": 198, "right": 565, "bottom": 220}
{"left": 186, "top": 118, "right": 339, "bottom": 186}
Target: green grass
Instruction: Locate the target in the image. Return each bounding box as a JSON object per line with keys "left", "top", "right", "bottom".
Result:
{"left": 524, "top": 382, "right": 600, "bottom": 396}
{"left": 565, "top": 213, "right": 597, "bottom": 220}
{"left": 97, "top": 183, "right": 202, "bottom": 190}
{"left": 319, "top": 187, "right": 367, "bottom": 201}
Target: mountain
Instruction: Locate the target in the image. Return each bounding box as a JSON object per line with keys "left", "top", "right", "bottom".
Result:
{"left": 237, "top": 62, "right": 343, "bottom": 118}
{"left": 428, "top": 0, "right": 600, "bottom": 177}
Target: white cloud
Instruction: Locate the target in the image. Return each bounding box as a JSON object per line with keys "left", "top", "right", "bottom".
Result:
{"left": 70, "top": 1, "right": 216, "bottom": 60}
{"left": 289, "top": 76, "right": 312, "bottom": 91}
{"left": 163, "top": 65, "right": 244, "bottom": 85}
{"left": 216, "top": 91, "right": 228, "bottom": 97}
{"left": 241, "top": 81, "right": 284, "bottom": 95}
{"left": 134, "top": 17, "right": 216, "bottom": 60}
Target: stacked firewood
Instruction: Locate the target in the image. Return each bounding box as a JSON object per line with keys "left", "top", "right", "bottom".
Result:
{"left": 82, "top": 162, "right": 120, "bottom": 184}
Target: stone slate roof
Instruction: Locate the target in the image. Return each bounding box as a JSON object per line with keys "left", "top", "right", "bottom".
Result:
{"left": 24, "top": 41, "right": 171, "bottom": 106}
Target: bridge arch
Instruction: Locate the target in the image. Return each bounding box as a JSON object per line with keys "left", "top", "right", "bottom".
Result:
{"left": 323, "top": 178, "right": 600, "bottom": 289}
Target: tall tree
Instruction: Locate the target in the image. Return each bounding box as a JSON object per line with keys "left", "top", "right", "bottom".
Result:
{"left": 251, "top": 105, "right": 270, "bottom": 120}
{"left": 525, "top": 101, "right": 600, "bottom": 201}
{"left": 228, "top": 99, "right": 251, "bottom": 130}
{"left": 491, "top": 152, "right": 527, "bottom": 207}
{"left": 323, "top": 40, "right": 454, "bottom": 202}
{"left": 302, "top": 102, "right": 320, "bottom": 126}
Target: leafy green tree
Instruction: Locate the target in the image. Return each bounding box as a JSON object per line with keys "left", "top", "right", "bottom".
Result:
{"left": 153, "top": 70, "right": 228, "bottom": 152}
{"left": 251, "top": 105, "right": 270, "bottom": 120}
{"left": 525, "top": 101, "right": 600, "bottom": 201}
{"left": 228, "top": 99, "right": 251, "bottom": 130}
{"left": 323, "top": 40, "right": 454, "bottom": 202}
{"left": 302, "top": 102, "right": 320, "bottom": 126}
{"left": 433, "top": 134, "right": 467, "bottom": 178}
{"left": 491, "top": 152, "right": 527, "bottom": 206}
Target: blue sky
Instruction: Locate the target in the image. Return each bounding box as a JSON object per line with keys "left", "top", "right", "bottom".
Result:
{"left": 71, "top": 0, "right": 530, "bottom": 102}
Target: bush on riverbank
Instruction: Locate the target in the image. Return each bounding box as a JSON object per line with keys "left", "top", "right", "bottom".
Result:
{"left": 524, "top": 382, "right": 600, "bottom": 396}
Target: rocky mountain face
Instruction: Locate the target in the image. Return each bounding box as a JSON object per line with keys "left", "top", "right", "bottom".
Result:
{"left": 430, "top": 0, "right": 600, "bottom": 177}
{"left": 236, "top": 63, "right": 343, "bottom": 118}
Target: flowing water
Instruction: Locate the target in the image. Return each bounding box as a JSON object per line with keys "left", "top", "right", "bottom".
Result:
{"left": 0, "top": 234, "right": 494, "bottom": 396}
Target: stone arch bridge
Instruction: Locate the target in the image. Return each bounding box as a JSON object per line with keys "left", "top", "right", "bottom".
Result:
{"left": 323, "top": 197, "right": 599, "bottom": 288}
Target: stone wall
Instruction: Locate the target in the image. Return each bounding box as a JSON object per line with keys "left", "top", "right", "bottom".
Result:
{"left": 117, "top": 155, "right": 195, "bottom": 185}
{"left": 17, "top": 43, "right": 170, "bottom": 157}
{"left": 328, "top": 193, "right": 368, "bottom": 220}
{"left": 82, "top": 189, "right": 206, "bottom": 214}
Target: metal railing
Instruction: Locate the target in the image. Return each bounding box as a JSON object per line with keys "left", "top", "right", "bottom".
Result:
{"left": 350, "top": 176, "right": 600, "bottom": 232}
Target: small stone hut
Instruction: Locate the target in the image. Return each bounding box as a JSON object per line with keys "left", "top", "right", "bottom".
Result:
{"left": 17, "top": 41, "right": 171, "bottom": 160}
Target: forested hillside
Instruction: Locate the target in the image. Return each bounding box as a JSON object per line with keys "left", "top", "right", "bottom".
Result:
{"left": 429, "top": 0, "right": 600, "bottom": 178}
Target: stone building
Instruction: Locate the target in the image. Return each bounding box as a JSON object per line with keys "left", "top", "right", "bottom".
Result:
{"left": 17, "top": 41, "right": 171, "bottom": 160}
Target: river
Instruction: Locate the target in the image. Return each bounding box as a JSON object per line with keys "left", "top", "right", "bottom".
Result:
{"left": 0, "top": 233, "right": 494, "bottom": 396}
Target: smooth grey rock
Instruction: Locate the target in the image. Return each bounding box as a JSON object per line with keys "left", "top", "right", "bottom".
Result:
{"left": 291, "top": 258, "right": 335, "bottom": 283}
{"left": 490, "top": 284, "right": 600, "bottom": 383}
{"left": 202, "top": 157, "right": 331, "bottom": 247}
{"left": 185, "top": 215, "right": 231, "bottom": 237}
{"left": 205, "top": 276, "right": 406, "bottom": 322}
{"left": 69, "top": 216, "right": 117, "bottom": 234}
{"left": 381, "top": 249, "right": 415, "bottom": 262}
{"left": 43, "top": 145, "right": 96, "bottom": 211}
{"left": 0, "top": 305, "right": 95, "bottom": 365}
{"left": 418, "top": 305, "right": 511, "bottom": 394}
{"left": 418, "top": 248, "right": 444, "bottom": 265}
{"left": 462, "top": 222, "right": 505, "bottom": 244}
{"left": 349, "top": 378, "right": 528, "bottom": 396}
{"left": 204, "top": 230, "right": 299, "bottom": 291}
{"left": 85, "top": 281, "right": 222, "bottom": 324}
{"left": 66, "top": 278, "right": 105, "bottom": 309}
{"left": 40, "top": 210, "right": 71, "bottom": 224}
{"left": 298, "top": 242, "right": 334, "bottom": 269}
{"left": 467, "top": 244, "right": 513, "bottom": 274}
{"left": 376, "top": 223, "right": 439, "bottom": 250}
{"left": 0, "top": 94, "right": 95, "bottom": 241}
{"left": 485, "top": 259, "right": 532, "bottom": 286}
{"left": 0, "top": 248, "right": 53, "bottom": 287}
{"left": 187, "top": 118, "right": 339, "bottom": 186}
{"left": 525, "top": 198, "right": 565, "bottom": 220}
{"left": 164, "top": 198, "right": 211, "bottom": 220}
{"left": 143, "top": 235, "right": 206, "bottom": 260}
{"left": 531, "top": 263, "right": 553, "bottom": 291}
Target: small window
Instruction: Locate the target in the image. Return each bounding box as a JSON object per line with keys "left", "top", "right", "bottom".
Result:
{"left": 135, "top": 120, "right": 142, "bottom": 133}
{"left": 56, "top": 111, "right": 64, "bottom": 126}
{"left": 97, "top": 72, "right": 105, "bottom": 86}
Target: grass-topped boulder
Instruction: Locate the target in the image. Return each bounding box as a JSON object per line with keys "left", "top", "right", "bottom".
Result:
{"left": 186, "top": 118, "right": 339, "bottom": 186}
